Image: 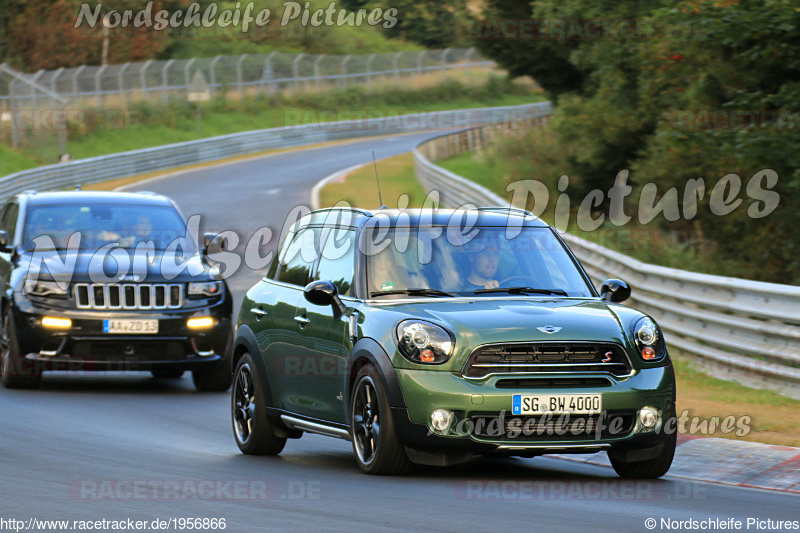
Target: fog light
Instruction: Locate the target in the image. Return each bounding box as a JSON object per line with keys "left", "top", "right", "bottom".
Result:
{"left": 187, "top": 317, "right": 214, "bottom": 329}
{"left": 430, "top": 409, "right": 454, "bottom": 433}
{"left": 639, "top": 407, "right": 659, "bottom": 429}
{"left": 42, "top": 316, "right": 71, "bottom": 329}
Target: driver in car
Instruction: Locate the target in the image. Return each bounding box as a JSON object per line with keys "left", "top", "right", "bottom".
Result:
{"left": 465, "top": 240, "right": 501, "bottom": 291}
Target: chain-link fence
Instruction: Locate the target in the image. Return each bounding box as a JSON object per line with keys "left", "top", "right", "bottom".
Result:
{"left": 0, "top": 48, "right": 491, "bottom": 112}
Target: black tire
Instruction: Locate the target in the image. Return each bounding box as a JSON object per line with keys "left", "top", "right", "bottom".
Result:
{"left": 350, "top": 364, "right": 410, "bottom": 475}
{"left": 151, "top": 368, "right": 184, "bottom": 379}
{"left": 192, "top": 351, "right": 232, "bottom": 392}
{"left": 609, "top": 430, "right": 677, "bottom": 479}
{"left": 231, "top": 352, "right": 286, "bottom": 455}
{"left": 1, "top": 309, "right": 41, "bottom": 389}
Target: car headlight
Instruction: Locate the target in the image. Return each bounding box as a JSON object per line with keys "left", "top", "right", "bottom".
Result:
{"left": 23, "top": 279, "right": 68, "bottom": 299}
{"left": 631, "top": 316, "right": 666, "bottom": 361}
{"left": 187, "top": 281, "right": 223, "bottom": 298}
{"left": 396, "top": 320, "right": 454, "bottom": 364}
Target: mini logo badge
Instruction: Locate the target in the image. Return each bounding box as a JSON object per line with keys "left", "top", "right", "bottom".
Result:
{"left": 537, "top": 325, "right": 562, "bottom": 334}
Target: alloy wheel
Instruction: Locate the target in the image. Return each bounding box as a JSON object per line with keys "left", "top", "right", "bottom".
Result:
{"left": 233, "top": 363, "right": 256, "bottom": 445}
{"left": 352, "top": 376, "right": 381, "bottom": 465}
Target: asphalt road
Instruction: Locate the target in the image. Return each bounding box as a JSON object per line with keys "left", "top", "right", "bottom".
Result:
{"left": 2, "top": 132, "right": 797, "bottom": 532}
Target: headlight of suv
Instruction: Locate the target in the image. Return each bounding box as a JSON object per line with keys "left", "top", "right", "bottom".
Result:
{"left": 22, "top": 279, "right": 68, "bottom": 299}
{"left": 187, "top": 281, "right": 224, "bottom": 298}
{"left": 631, "top": 316, "right": 666, "bottom": 361}
{"left": 395, "top": 320, "right": 454, "bottom": 364}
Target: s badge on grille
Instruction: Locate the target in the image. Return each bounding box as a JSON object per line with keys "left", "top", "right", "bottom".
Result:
{"left": 537, "top": 325, "right": 562, "bottom": 334}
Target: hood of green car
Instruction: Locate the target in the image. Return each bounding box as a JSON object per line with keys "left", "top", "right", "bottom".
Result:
{"left": 368, "top": 297, "right": 636, "bottom": 358}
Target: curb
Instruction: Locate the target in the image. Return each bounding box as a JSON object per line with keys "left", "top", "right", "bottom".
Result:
{"left": 550, "top": 436, "right": 799, "bottom": 493}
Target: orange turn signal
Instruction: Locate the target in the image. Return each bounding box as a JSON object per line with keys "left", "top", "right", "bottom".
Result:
{"left": 641, "top": 347, "right": 656, "bottom": 360}
{"left": 420, "top": 349, "right": 435, "bottom": 363}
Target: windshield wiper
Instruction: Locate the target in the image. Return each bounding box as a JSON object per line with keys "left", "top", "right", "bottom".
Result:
{"left": 370, "top": 288, "right": 455, "bottom": 298}
{"left": 474, "top": 287, "right": 568, "bottom": 296}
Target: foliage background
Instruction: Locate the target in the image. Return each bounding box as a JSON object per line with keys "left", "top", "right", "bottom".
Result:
{"left": 472, "top": 0, "right": 800, "bottom": 284}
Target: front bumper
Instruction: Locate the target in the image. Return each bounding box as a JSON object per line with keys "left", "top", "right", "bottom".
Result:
{"left": 393, "top": 366, "right": 675, "bottom": 454}
{"left": 13, "top": 299, "right": 232, "bottom": 372}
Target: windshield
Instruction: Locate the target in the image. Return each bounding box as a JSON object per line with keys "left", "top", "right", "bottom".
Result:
{"left": 366, "top": 227, "right": 593, "bottom": 298}
{"left": 22, "top": 204, "right": 195, "bottom": 253}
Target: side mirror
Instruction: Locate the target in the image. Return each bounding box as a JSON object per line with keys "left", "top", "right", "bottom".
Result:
{"left": 201, "top": 232, "right": 225, "bottom": 255}
{"left": 601, "top": 279, "right": 631, "bottom": 303}
{"left": 304, "top": 280, "right": 346, "bottom": 318}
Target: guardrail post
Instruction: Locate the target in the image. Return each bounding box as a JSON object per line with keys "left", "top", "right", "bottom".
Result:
{"left": 28, "top": 70, "right": 45, "bottom": 109}
{"left": 365, "top": 53, "right": 375, "bottom": 85}
{"left": 392, "top": 51, "right": 402, "bottom": 81}
{"left": 184, "top": 57, "right": 196, "bottom": 99}
{"left": 416, "top": 50, "right": 425, "bottom": 76}
{"left": 117, "top": 62, "right": 130, "bottom": 107}
{"left": 8, "top": 77, "right": 19, "bottom": 148}
{"left": 161, "top": 59, "right": 174, "bottom": 104}
{"left": 261, "top": 51, "right": 276, "bottom": 95}
{"left": 140, "top": 60, "right": 152, "bottom": 101}
{"left": 441, "top": 48, "right": 450, "bottom": 79}
{"left": 209, "top": 55, "right": 221, "bottom": 97}
{"left": 340, "top": 55, "right": 351, "bottom": 87}
{"left": 70, "top": 65, "right": 86, "bottom": 101}
{"left": 50, "top": 68, "right": 64, "bottom": 108}
{"left": 236, "top": 54, "right": 248, "bottom": 99}
{"left": 292, "top": 53, "right": 304, "bottom": 91}
{"left": 313, "top": 55, "right": 324, "bottom": 88}
{"left": 94, "top": 65, "right": 106, "bottom": 109}
{"left": 465, "top": 48, "right": 475, "bottom": 82}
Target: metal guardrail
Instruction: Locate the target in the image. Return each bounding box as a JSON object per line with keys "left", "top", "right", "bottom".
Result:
{"left": 0, "top": 104, "right": 543, "bottom": 198}
{"left": 414, "top": 123, "right": 800, "bottom": 396}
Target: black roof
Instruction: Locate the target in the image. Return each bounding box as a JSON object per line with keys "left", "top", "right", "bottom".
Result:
{"left": 302, "top": 207, "right": 550, "bottom": 229}
{"left": 20, "top": 191, "right": 173, "bottom": 207}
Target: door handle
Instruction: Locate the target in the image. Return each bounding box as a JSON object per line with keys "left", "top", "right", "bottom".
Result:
{"left": 250, "top": 308, "right": 267, "bottom": 320}
{"left": 294, "top": 315, "right": 310, "bottom": 327}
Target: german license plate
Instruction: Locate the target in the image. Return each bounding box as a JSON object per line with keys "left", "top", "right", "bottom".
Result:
{"left": 512, "top": 394, "right": 602, "bottom": 415}
{"left": 103, "top": 319, "right": 158, "bottom": 334}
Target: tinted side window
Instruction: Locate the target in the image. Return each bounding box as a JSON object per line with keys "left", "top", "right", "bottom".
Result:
{"left": 266, "top": 229, "right": 293, "bottom": 279}
{"left": 1, "top": 203, "right": 19, "bottom": 243}
{"left": 276, "top": 227, "right": 322, "bottom": 286}
{"left": 314, "top": 229, "right": 356, "bottom": 297}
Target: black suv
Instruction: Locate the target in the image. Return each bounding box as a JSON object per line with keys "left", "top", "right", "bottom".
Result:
{"left": 0, "top": 191, "right": 233, "bottom": 391}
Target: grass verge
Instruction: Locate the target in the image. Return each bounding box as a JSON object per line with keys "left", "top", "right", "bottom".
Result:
{"left": 317, "top": 148, "right": 800, "bottom": 447}
{"left": 318, "top": 152, "right": 428, "bottom": 209}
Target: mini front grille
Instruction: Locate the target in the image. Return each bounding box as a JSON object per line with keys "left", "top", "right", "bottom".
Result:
{"left": 73, "top": 283, "right": 183, "bottom": 310}
{"left": 495, "top": 377, "right": 613, "bottom": 388}
{"left": 463, "top": 342, "right": 632, "bottom": 378}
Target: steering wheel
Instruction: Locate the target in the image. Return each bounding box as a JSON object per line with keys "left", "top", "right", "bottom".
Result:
{"left": 498, "top": 275, "right": 530, "bottom": 287}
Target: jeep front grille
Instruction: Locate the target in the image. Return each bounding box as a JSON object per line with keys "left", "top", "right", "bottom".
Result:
{"left": 462, "top": 343, "right": 632, "bottom": 378}
{"left": 73, "top": 283, "right": 183, "bottom": 310}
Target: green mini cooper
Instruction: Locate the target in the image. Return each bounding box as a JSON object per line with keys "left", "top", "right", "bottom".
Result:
{"left": 230, "top": 207, "right": 676, "bottom": 477}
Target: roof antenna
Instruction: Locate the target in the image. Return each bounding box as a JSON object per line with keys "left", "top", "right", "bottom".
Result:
{"left": 372, "top": 150, "right": 386, "bottom": 209}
